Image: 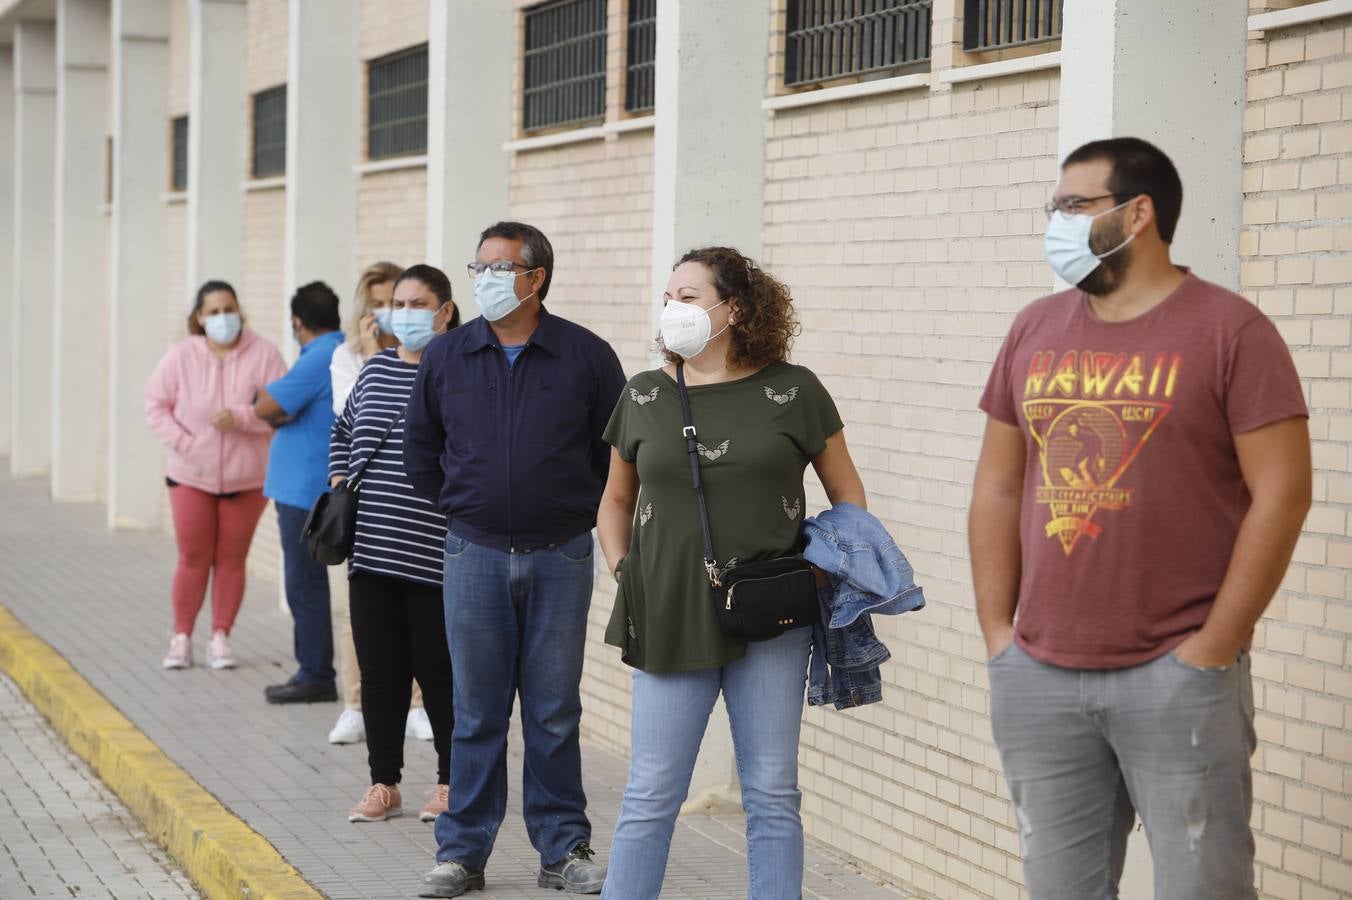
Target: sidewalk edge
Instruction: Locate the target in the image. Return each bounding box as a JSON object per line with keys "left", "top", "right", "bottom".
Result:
{"left": 0, "top": 602, "right": 325, "bottom": 900}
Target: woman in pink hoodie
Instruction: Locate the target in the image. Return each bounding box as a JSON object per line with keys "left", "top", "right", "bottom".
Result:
{"left": 145, "top": 281, "right": 287, "bottom": 670}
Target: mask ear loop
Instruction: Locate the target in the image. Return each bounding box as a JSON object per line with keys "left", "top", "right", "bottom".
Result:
{"left": 1091, "top": 198, "right": 1138, "bottom": 260}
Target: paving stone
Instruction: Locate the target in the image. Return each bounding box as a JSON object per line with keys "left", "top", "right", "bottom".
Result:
{"left": 0, "top": 468, "right": 907, "bottom": 898}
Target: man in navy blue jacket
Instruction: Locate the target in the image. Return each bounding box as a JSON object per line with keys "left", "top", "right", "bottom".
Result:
{"left": 406, "top": 222, "right": 625, "bottom": 898}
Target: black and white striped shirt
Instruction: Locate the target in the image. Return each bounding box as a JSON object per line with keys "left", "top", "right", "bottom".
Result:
{"left": 329, "top": 350, "right": 447, "bottom": 586}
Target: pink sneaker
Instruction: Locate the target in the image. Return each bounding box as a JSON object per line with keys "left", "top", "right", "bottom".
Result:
{"left": 162, "top": 634, "right": 191, "bottom": 669}
{"left": 419, "top": 784, "right": 449, "bottom": 822}
{"left": 207, "top": 631, "right": 236, "bottom": 670}
{"left": 348, "top": 783, "right": 402, "bottom": 823}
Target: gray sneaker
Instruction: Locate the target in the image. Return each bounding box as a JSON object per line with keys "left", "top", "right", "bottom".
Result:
{"left": 538, "top": 842, "right": 605, "bottom": 894}
{"left": 419, "top": 860, "right": 484, "bottom": 898}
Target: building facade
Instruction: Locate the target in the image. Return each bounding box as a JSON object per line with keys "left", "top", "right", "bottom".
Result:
{"left": 0, "top": 0, "right": 1348, "bottom": 897}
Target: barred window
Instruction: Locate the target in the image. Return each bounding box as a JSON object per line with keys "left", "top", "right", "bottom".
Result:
{"left": 625, "top": 0, "right": 656, "bottom": 113}
{"left": 784, "top": 0, "right": 933, "bottom": 88}
{"left": 963, "top": 0, "right": 1062, "bottom": 51}
{"left": 170, "top": 115, "right": 188, "bottom": 192}
{"left": 523, "top": 0, "right": 607, "bottom": 132}
{"left": 368, "top": 44, "right": 428, "bottom": 160}
{"left": 252, "top": 86, "right": 287, "bottom": 178}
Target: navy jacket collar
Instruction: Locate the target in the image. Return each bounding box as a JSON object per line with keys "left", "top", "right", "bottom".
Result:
{"left": 463, "top": 306, "right": 559, "bottom": 357}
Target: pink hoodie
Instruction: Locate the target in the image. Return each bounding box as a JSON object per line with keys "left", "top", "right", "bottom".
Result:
{"left": 145, "top": 329, "right": 288, "bottom": 495}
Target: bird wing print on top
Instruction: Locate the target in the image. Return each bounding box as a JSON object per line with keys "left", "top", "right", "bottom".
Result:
{"left": 763, "top": 386, "right": 799, "bottom": 406}
{"left": 697, "top": 440, "right": 731, "bottom": 461}
{"left": 782, "top": 496, "right": 801, "bottom": 520}
{"left": 629, "top": 386, "right": 660, "bottom": 406}
{"left": 639, "top": 502, "right": 654, "bottom": 527}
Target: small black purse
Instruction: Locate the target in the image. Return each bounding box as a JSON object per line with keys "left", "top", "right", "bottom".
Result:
{"left": 675, "top": 363, "right": 820, "bottom": 642}
{"left": 303, "top": 413, "right": 402, "bottom": 565}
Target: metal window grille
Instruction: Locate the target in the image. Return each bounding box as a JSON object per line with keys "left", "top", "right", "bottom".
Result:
{"left": 170, "top": 115, "right": 188, "bottom": 191}
{"left": 625, "top": 0, "right": 656, "bottom": 113}
{"left": 368, "top": 44, "right": 428, "bottom": 160}
{"left": 963, "top": 0, "right": 1062, "bottom": 51}
{"left": 784, "top": 0, "right": 933, "bottom": 88}
{"left": 252, "top": 85, "right": 287, "bottom": 178}
{"left": 523, "top": 0, "right": 607, "bottom": 132}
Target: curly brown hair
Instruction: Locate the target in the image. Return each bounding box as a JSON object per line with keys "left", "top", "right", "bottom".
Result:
{"left": 660, "top": 247, "right": 799, "bottom": 369}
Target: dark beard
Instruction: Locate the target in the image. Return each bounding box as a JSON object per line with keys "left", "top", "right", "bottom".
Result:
{"left": 1076, "top": 216, "right": 1133, "bottom": 296}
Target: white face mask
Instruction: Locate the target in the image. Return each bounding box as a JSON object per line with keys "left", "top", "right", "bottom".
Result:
{"left": 660, "top": 298, "right": 728, "bottom": 360}
{"left": 1044, "top": 199, "right": 1135, "bottom": 286}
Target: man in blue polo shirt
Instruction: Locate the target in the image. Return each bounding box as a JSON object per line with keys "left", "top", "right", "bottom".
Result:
{"left": 406, "top": 222, "right": 625, "bottom": 897}
{"left": 254, "top": 281, "right": 344, "bottom": 704}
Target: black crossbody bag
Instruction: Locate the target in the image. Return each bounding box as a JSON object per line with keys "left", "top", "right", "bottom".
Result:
{"left": 675, "top": 363, "right": 820, "bottom": 642}
{"left": 303, "top": 412, "right": 403, "bottom": 565}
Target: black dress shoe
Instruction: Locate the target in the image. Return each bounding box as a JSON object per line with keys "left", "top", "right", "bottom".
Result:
{"left": 264, "top": 680, "right": 338, "bottom": 704}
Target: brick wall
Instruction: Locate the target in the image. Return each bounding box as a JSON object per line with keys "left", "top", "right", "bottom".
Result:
{"left": 359, "top": 0, "right": 428, "bottom": 62}
{"left": 1241, "top": 17, "right": 1352, "bottom": 900}
{"left": 761, "top": 69, "right": 1060, "bottom": 897}
{"left": 356, "top": 168, "right": 428, "bottom": 269}
{"left": 247, "top": 0, "right": 288, "bottom": 93}
{"left": 507, "top": 129, "right": 656, "bottom": 751}
{"left": 168, "top": 0, "right": 189, "bottom": 119}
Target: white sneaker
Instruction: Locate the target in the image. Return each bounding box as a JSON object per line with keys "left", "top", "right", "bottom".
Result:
{"left": 162, "top": 634, "right": 191, "bottom": 669}
{"left": 207, "top": 631, "right": 237, "bottom": 670}
{"left": 405, "top": 706, "right": 434, "bottom": 741}
{"left": 329, "top": 708, "right": 366, "bottom": 744}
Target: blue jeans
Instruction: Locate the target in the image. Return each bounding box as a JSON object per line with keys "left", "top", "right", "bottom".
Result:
{"left": 275, "top": 502, "right": 334, "bottom": 685}
{"left": 602, "top": 627, "right": 812, "bottom": 900}
{"left": 989, "top": 642, "right": 1257, "bottom": 900}
{"left": 434, "top": 531, "right": 594, "bottom": 871}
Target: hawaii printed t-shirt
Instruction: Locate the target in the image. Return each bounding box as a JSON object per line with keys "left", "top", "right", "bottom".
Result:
{"left": 603, "top": 362, "right": 844, "bottom": 673}
{"left": 980, "top": 272, "right": 1308, "bottom": 669}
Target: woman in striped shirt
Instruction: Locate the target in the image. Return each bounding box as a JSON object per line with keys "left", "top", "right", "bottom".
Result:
{"left": 329, "top": 264, "right": 461, "bottom": 824}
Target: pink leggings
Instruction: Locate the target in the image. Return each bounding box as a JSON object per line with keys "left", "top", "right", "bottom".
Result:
{"left": 168, "top": 484, "right": 269, "bottom": 635}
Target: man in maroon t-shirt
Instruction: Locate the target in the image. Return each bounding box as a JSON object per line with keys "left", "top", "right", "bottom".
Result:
{"left": 970, "top": 138, "right": 1310, "bottom": 899}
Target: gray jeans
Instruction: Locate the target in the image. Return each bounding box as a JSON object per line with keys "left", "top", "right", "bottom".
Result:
{"left": 988, "top": 642, "right": 1257, "bottom": 900}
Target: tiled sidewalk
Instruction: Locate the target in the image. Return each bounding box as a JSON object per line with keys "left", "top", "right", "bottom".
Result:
{"left": 0, "top": 672, "right": 200, "bottom": 899}
{"left": 0, "top": 467, "right": 907, "bottom": 899}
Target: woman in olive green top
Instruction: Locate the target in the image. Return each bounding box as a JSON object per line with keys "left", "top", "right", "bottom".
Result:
{"left": 597, "top": 247, "right": 867, "bottom": 899}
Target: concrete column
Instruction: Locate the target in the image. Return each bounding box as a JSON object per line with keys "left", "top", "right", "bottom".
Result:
{"left": 284, "top": 0, "right": 358, "bottom": 345}
{"left": 11, "top": 20, "right": 57, "bottom": 478}
{"left": 107, "top": 0, "right": 169, "bottom": 529}
{"left": 52, "top": 0, "right": 111, "bottom": 501}
{"left": 648, "top": 0, "right": 772, "bottom": 809}
{"left": 0, "top": 48, "right": 14, "bottom": 456}
{"left": 185, "top": 0, "right": 246, "bottom": 297}
{"left": 426, "top": 0, "right": 510, "bottom": 299}
{"left": 1058, "top": 0, "right": 1247, "bottom": 289}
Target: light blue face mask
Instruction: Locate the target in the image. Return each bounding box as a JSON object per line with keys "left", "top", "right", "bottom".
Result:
{"left": 392, "top": 307, "right": 438, "bottom": 351}
{"left": 373, "top": 307, "right": 393, "bottom": 335}
{"left": 203, "top": 312, "right": 242, "bottom": 345}
{"left": 474, "top": 269, "right": 537, "bottom": 322}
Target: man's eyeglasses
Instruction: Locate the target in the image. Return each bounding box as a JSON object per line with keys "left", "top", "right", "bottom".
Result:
{"left": 467, "top": 261, "right": 535, "bottom": 278}
{"left": 1043, "top": 193, "right": 1132, "bottom": 218}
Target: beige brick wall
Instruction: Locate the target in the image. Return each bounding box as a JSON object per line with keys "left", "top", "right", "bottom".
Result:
{"left": 356, "top": 168, "right": 428, "bottom": 269}
{"left": 360, "top": 0, "right": 428, "bottom": 62}
{"left": 168, "top": 0, "right": 189, "bottom": 118}
{"left": 241, "top": 187, "right": 287, "bottom": 582}
{"left": 507, "top": 129, "right": 656, "bottom": 751}
{"left": 247, "top": 0, "right": 288, "bottom": 93}
{"left": 762, "top": 69, "right": 1060, "bottom": 897}
{"left": 1241, "top": 18, "right": 1352, "bottom": 900}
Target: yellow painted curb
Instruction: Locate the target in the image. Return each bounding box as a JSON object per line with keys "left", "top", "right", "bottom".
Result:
{"left": 0, "top": 603, "right": 324, "bottom": 900}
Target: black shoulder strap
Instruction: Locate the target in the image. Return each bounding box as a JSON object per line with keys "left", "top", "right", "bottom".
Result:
{"left": 346, "top": 412, "right": 403, "bottom": 488}
{"left": 675, "top": 363, "right": 721, "bottom": 587}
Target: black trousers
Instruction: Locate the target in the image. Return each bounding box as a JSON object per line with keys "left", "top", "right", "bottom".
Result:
{"left": 349, "top": 571, "right": 454, "bottom": 785}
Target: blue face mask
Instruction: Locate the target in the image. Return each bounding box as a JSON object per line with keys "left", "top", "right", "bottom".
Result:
{"left": 203, "top": 312, "right": 242, "bottom": 345}
{"left": 373, "top": 308, "right": 393, "bottom": 335}
{"left": 392, "top": 307, "right": 437, "bottom": 351}
{"left": 474, "top": 270, "right": 536, "bottom": 322}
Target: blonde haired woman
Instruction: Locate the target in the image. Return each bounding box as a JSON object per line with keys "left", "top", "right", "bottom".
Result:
{"left": 327, "top": 261, "right": 433, "bottom": 745}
